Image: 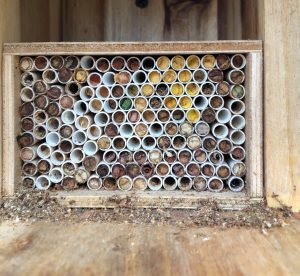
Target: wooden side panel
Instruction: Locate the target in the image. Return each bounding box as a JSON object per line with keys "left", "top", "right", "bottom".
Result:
{"left": 104, "top": 0, "right": 217, "bottom": 41}
{"left": 264, "top": 0, "right": 300, "bottom": 211}
{"left": 62, "top": 0, "right": 104, "bottom": 41}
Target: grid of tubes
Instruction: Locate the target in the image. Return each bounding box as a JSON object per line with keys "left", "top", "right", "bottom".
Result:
{"left": 18, "top": 53, "right": 247, "bottom": 192}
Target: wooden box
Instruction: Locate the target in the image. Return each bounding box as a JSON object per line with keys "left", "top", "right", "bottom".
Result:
{"left": 1, "top": 41, "right": 263, "bottom": 208}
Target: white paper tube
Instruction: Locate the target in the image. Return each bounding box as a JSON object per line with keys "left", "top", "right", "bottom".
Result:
{"left": 89, "top": 98, "right": 103, "bottom": 113}
{"left": 75, "top": 115, "right": 93, "bottom": 131}
{"left": 126, "top": 84, "right": 139, "bottom": 98}
{"left": 37, "top": 143, "right": 53, "bottom": 159}
{"left": 49, "top": 167, "right": 64, "bottom": 184}
{"left": 111, "top": 163, "right": 126, "bottom": 178}
{"left": 35, "top": 175, "right": 51, "bottom": 190}
{"left": 207, "top": 177, "right": 224, "bottom": 192}
{"left": 50, "top": 150, "right": 65, "bottom": 166}
{"left": 74, "top": 100, "right": 89, "bottom": 116}
{"left": 186, "top": 162, "right": 201, "bottom": 177}
{"left": 193, "top": 176, "right": 207, "bottom": 192}
{"left": 216, "top": 164, "right": 231, "bottom": 180}
{"left": 148, "top": 149, "right": 163, "bottom": 165}
{"left": 229, "top": 160, "right": 246, "bottom": 177}
{"left": 127, "top": 136, "right": 141, "bottom": 151}
{"left": 201, "top": 162, "right": 215, "bottom": 177}
{"left": 96, "top": 57, "right": 110, "bottom": 72}
{"left": 20, "top": 57, "right": 34, "bottom": 71}
{"left": 22, "top": 161, "right": 38, "bottom": 176}
{"left": 119, "top": 123, "right": 134, "bottom": 138}
{"left": 50, "top": 55, "right": 64, "bottom": 70}
{"left": 87, "top": 175, "right": 102, "bottom": 191}
{"left": 178, "top": 149, "right": 192, "bottom": 165}
{"left": 46, "top": 117, "right": 61, "bottom": 132}
{"left": 126, "top": 57, "right": 141, "bottom": 72}
{"left": 228, "top": 70, "right": 245, "bottom": 85}
{"left": 133, "top": 176, "right": 148, "bottom": 191}
{"left": 141, "top": 56, "right": 156, "bottom": 71}
{"left": 212, "top": 123, "right": 228, "bottom": 139}
{"left": 34, "top": 56, "right": 49, "bottom": 71}
{"left": 58, "top": 67, "right": 73, "bottom": 83}
{"left": 187, "top": 135, "right": 202, "bottom": 150}
{"left": 195, "top": 121, "right": 210, "bottom": 137}
{"left": 172, "top": 135, "right": 187, "bottom": 150}
{"left": 72, "top": 130, "right": 87, "bottom": 146}
{"left": 103, "top": 98, "right": 118, "bottom": 113}
{"left": 70, "top": 148, "right": 85, "bottom": 164}
{"left": 65, "top": 81, "right": 82, "bottom": 96}
{"left": 230, "top": 130, "right": 246, "bottom": 145}
{"left": 226, "top": 99, "right": 245, "bottom": 115}
{"left": 117, "top": 176, "right": 133, "bottom": 191}
{"left": 59, "top": 95, "right": 75, "bottom": 110}
{"left": 171, "top": 109, "right": 185, "bottom": 123}
{"left": 37, "top": 159, "right": 53, "bottom": 174}
{"left": 178, "top": 176, "right": 193, "bottom": 191}
{"left": 230, "top": 146, "right": 246, "bottom": 161}
{"left": 96, "top": 162, "right": 111, "bottom": 177}
{"left": 21, "top": 72, "right": 38, "bottom": 87}
{"left": 20, "top": 87, "right": 35, "bottom": 102}
{"left": 178, "top": 121, "right": 193, "bottom": 137}
{"left": 163, "top": 149, "right": 177, "bottom": 164}
{"left": 59, "top": 139, "right": 74, "bottom": 153}
{"left": 87, "top": 124, "right": 102, "bottom": 140}
{"left": 83, "top": 140, "right": 98, "bottom": 156}
{"left": 142, "top": 109, "right": 156, "bottom": 123}
{"left": 74, "top": 167, "right": 90, "bottom": 184}
{"left": 59, "top": 124, "right": 75, "bottom": 139}
{"left": 156, "top": 56, "right": 170, "bottom": 71}
{"left": 171, "top": 162, "right": 185, "bottom": 177}
{"left": 202, "top": 136, "right": 217, "bottom": 151}
{"left": 208, "top": 150, "right": 224, "bottom": 165}
{"left": 97, "top": 136, "right": 112, "bottom": 150}
{"left": 80, "top": 86, "right": 95, "bottom": 101}
{"left": 200, "top": 82, "right": 216, "bottom": 97}
{"left": 201, "top": 54, "right": 216, "bottom": 70}
{"left": 149, "top": 123, "right": 163, "bottom": 137}
{"left": 141, "top": 83, "right": 155, "bottom": 97}
{"left": 186, "top": 55, "right": 200, "bottom": 70}
{"left": 193, "top": 148, "right": 208, "bottom": 163}
{"left": 83, "top": 155, "right": 102, "bottom": 172}
{"left": 20, "top": 146, "right": 37, "bottom": 162}
{"left": 132, "top": 70, "right": 147, "bottom": 84}
{"left": 62, "top": 160, "right": 77, "bottom": 176}
{"left": 80, "top": 56, "right": 95, "bottom": 70}
{"left": 102, "top": 72, "right": 115, "bottom": 86}
{"left": 162, "top": 176, "right": 177, "bottom": 191}
{"left": 103, "top": 150, "right": 118, "bottom": 164}
{"left": 46, "top": 132, "right": 61, "bottom": 147}
{"left": 112, "top": 136, "right": 126, "bottom": 150}
{"left": 22, "top": 176, "right": 36, "bottom": 188}
{"left": 209, "top": 95, "right": 224, "bottom": 110}
{"left": 94, "top": 112, "right": 109, "bottom": 127}
{"left": 42, "top": 69, "right": 58, "bottom": 84}
{"left": 217, "top": 138, "right": 233, "bottom": 154}
{"left": 65, "top": 55, "right": 80, "bottom": 70}
{"left": 193, "top": 68, "right": 208, "bottom": 83}
{"left": 230, "top": 115, "right": 246, "bottom": 130}
{"left": 33, "top": 125, "right": 47, "bottom": 140}
{"left": 193, "top": 95, "right": 208, "bottom": 110}
{"left": 46, "top": 102, "right": 61, "bottom": 117}
{"left": 227, "top": 176, "right": 245, "bottom": 192}
{"left": 148, "top": 176, "right": 163, "bottom": 191}
{"left": 216, "top": 108, "right": 231, "bottom": 124}
{"left": 231, "top": 54, "right": 246, "bottom": 69}
{"left": 33, "top": 110, "right": 48, "bottom": 124}
{"left": 140, "top": 136, "right": 155, "bottom": 151}
{"left": 111, "top": 56, "right": 126, "bottom": 71}
{"left": 87, "top": 72, "right": 102, "bottom": 87}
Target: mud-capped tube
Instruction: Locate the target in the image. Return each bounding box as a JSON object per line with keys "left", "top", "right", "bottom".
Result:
{"left": 35, "top": 175, "right": 51, "bottom": 190}
{"left": 83, "top": 140, "right": 98, "bottom": 156}
{"left": 208, "top": 68, "right": 224, "bottom": 83}
{"left": 22, "top": 161, "right": 38, "bottom": 176}
{"left": 103, "top": 177, "right": 118, "bottom": 191}
{"left": 171, "top": 162, "right": 185, "bottom": 177}
{"left": 60, "top": 95, "right": 75, "bottom": 110}
{"left": 34, "top": 56, "right": 49, "bottom": 71}
{"left": 193, "top": 148, "right": 208, "bottom": 163}
{"left": 87, "top": 72, "right": 102, "bottom": 87}
{"left": 201, "top": 162, "right": 215, "bottom": 177}
{"left": 162, "top": 176, "right": 177, "bottom": 191}
{"left": 178, "top": 96, "right": 192, "bottom": 109}
{"left": 127, "top": 110, "right": 141, "bottom": 123}
{"left": 102, "top": 72, "right": 115, "bottom": 86}
{"left": 62, "top": 160, "right": 77, "bottom": 176}
{"left": 103, "top": 150, "right": 118, "bottom": 164}
{"left": 33, "top": 125, "right": 47, "bottom": 140}
{"left": 133, "top": 176, "right": 148, "bottom": 191}
{"left": 157, "top": 135, "right": 171, "bottom": 150}
{"left": 59, "top": 139, "right": 74, "bottom": 154}
{"left": 20, "top": 56, "right": 34, "bottom": 72}
{"left": 114, "top": 71, "right": 132, "bottom": 85}
{"left": 74, "top": 167, "right": 90, "bottom": 184}
{"left": 96, "top": 57, "right": 110, "bottom": 73}
{"left": 172, "top": 135, "right": 187, "bottom": 150}
{"left": 59, "top": 124, "right": 75, "bottom": 139}
{"left": 230, "top": 146, "right": 246, "bottom": 161}
{"left": 193, "top": 68, "right": 208, "bottom": 83}
{"left": 46, "top": 131, "right": 61, "bottom": 147}
{"left": 127, "top": 136, "right": 141, "bottom": 151}
{"left": 103, "top": 98, "right": 118, "bottom": 113}
{"left": 117, "top": 176, "right": 133, "bottom": 191}
{"left": 104, "top": 123, "right": 119, "bottom": 137}
{"left": 216, "top": 54, "right": 230, "bottom": 70}
{"left": 50, "top": 150, "right": 65, "bottom": 166}
{"left": 62, "top": 177, "right": 78, "bottom": 190}
{"left": 46, "top": 117, "right": 62, "bottom": 132}
{"left": 112, "top": 136, "right": 126, "bottom": 151}
{"left": 171, "top": 109, "right": 185, "bottom": 123}
{"left": 155, "top": 162, "right": 170, "bottom": 177}
{"left": 69, "top": 148, "right": 84, "bottom": 164}
{"left": 65, "top": 55, "right": 80, "bottom": 70}
{"left": 80, "top": 86, "right": 95, "bottom": 101}
{"left": 74, "top": 100, "right": 89, "bottom": 116}
{"left": 148, "top": 176, "right": 163, "bottom": 191}
{"left": 230, "top": 115, "right": 246, "bottom": 130}
{"left": 97, "top": 136, "right": 111, "bottom": 151}
{"left": 142, "top": 109, "right": 156, "bottom": 123}
{"left": 200, "top": 82, "right": 216, "bottom": 97}
{"left": 163, "top": 149, "right": 177, "bottom": 164}
{"left": 49, "top": 167, "right": 64, "bottom": 184}
{"left": 113, "top": 110, "right": 128, "bottom": 126}
{"left": 17, "top": 132, "right": 38, "bottom": 148}
{"left": 217, "top": 138, "right": 233, "bottom": 154}
{"left": 87, "top": 124, "right": 102, "bottom": 140}
{"left": 111, "top": 163, "right": 126, "bottom": 178}
{"left": 226, "top": 99, "right": 245, "bottom": 115}
{"left": 193, "top": 176, "right": 207, "bottom": 192}
{"left": 216, "top": 108, "right": 231, "bottom": 124}
{"left": 83, "top": 155, "right": 101, "bottom": 172}
{"left": 20, "top": 102, "right": 35, "bottom": 118}
{"left": 94, "top": 112, "right": 109, "bottom": 127}
{"left": 178, "top": 69, "right": 192, "bottom": 83}
{"left": 111, "top": 56, "right": 126, "bottom": 71}
{"left": 42, "top": 69, "right": 58, "bottom": 84}
{"left": 209, "top": 95, "right": 224, "bottom": 110}
{"left": 141, "top": 83, "right": 155, "bottom": 97}
{"left": 20, "top": 87, "right": 35, "bottom": 102}
{"left": 119, "top": 97, "right": 133, "bottom": 111}
{"left": 208, "top": 177, "right": 224, "bottom": 192}
{"left": 134, "top": 96, "right": 148, "bottom": 112}
{"left": 75, "top": 115, "right": 93, "bottom": 131}
{"left": 178, "top": 149, "right": 192, "bottom": 165}
{"left": 186, "top": 55, "right": 200, "bottom": 70}
{"left": 141, "top": 56, "right": 156, "bottom": 71}
{"left": 96, "top": 162, "right": 111, "bottom": 177}
{"left": 228, "top": 70, "right": 245, "bottom": 85}
{"left": 22, "top": 176, "right": 36, "bottom": 188}
{"left": 80, "top": 56, "right": 95, "bottom": 70}
{"left": 37, "top": 159, "right": 52, "bottom": 175}
{"left": 178, "top": 176, "right": 193, "bottom": 191}
{"left": 127, "top": 57, "right": 141, "bottom": 72}
{"left": 216, "top": 81, "right": 230, "bottom": 96}
{"left": 20, "top": 146, "right": 37, "bottom": 162}
{"left": 216, "top": 164, "right": 231, "bottom": 180}
{"left": 195, "top": 121, "right": 210, "bottom": 137}
{"left": 230, "top": 84, "right": 245, "bottom": 100}
{"left": 230, "top": 130, "right": 246, "bottom": 145}
{"left": 212, "top": 123, "right": 228, "bottom": 139}
{"left": 201, "top": 54, "right": 216, "bottom": 70}
{"left": 186, "top": 162, "right": 201, "bottom": 177}
{"left": 156, "top": 56, "right": 170, "bottom": 71}
{"left": 227, "top": 176, "right": 245, "bottom": 192}
{"left": 231, "top": 54, "right": 246, "bottom": 69}
{"left": 208, "top": 150, "right": 224, "bottom": 165}
{"left": 33, "top": 110, "right": 48, "bottom": 124}
{"left": 87, "top": 175, "right": 102, "bottom": 191}
{"left": 229, "top": 160, "right": 246, "bottom": 177}
{"left": 126, "top": 162, "right": 141, "bottom": 178}
{"left": 74, "top": 68, "right": 88, "bottom": 83}
{"left": 50, "top": 55, "right": 64, "bottom": 70}
{"left": 89, "top": 98, "right": 103, "bottom": 113}
{"left": 148, "top": 149, "right": 163, "bottom": 165}
{"left": 72, "top": 130, "right": 87, "bottom": 146}
{"left": 21, "top": 117, "right": 34, "bottom": 132}
{"left": 142, "top": 136, "right": 156, "bottom": 151}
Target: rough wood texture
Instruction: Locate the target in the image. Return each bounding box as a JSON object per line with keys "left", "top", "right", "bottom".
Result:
{"left": 0, "top": 220, "right": 300, "bottom": 275}
{"left": 264, "top": 0, "right": 300, "bottom": 212}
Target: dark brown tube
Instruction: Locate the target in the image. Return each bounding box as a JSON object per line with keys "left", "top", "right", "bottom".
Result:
{"left": 33, "top": 80, "right": 48, "bottom": 94}
{"left": 203, "top": 137, "right": 217, "bottom": 151}
{"left": 156, "top": 83, "right": 168, "bottom": 96}
{"left": 141, "top": 163, "right": 154, "bottom": 178}
{"left": 17, "top": 132, "right": 34, "bottom": 147}
{"left": 208, "top": 69, "right": 224, "bottom": 83}
{"left": 118, "top": 151, "right": 133, "bottom": 164}
{"left": 114, "top": 111, "right": 126, "bottom": 124}
{"left": 217, "top": 165, "right": 230, "bottom": 179}
{"left": 58, "top": 67, "right": 73, "bottom": 83}
{"left": 218, "top": 139, "right": 233, "bottom": 154}
{"left": 21, "top": 117, "right": 34, "bottom": 131}
{"left": 127, "top": 57, "right": 140, "bottom": 72}
{"left": 150, "top": 97, "right": 163, "bottom": 109}
{"left": 202, "top": 108, "right": 216, "bottom": 124}
{"left": 34, "top": 56, "right": 48, "bottom": 70}
{"left": 111, "top": 163, "right": 126, "bottom": 178}
{"left": 96, "top": 163, "right": 110, "bottom": 178}
{"left": 50, "top": 56, "right": 64, "bottom": 70}
{"left": 37, "top": 160, "right": 51, "bottom": 174}
{"left": 23, "top": 162, "right": 37, "bottom": 176}
{"left": 171, "top": 163, "right": 185, "bottom": 177}
{"left": 201, "top": 163, "right": 214, "bottom": 177}
{"left": 47, "top": 86, "right": 62, "bottom": 100}
{"left": 103, "top": 177, "right": 118, "bottom": 191}
{"left": 59, "top": 125, "right": 74, "bottom": 139}
{"left": 105, "top": 123, "right": 119, "bottom": 137}
{"left": 216, "top": 54, "right": 230, "bottom": 70}
{"left": 112, "top": 57, "right": 125, "bottom": 71}
{"left": 158, "top": 136, "right": 171, "bottom": 149}
{"left": 165, "top": 122, "right": 178, "bottom": 136}
{"left": 19, "top": 102, "right": 34, "bottom": 117}
{"left": 126, "top": 163, "right": 141, "bottom": 178}
{"left": 217, "top": 81, "right": 230, "bottom": 96}
{"left": 46, "top": 102, "right": 60, "bottom": 116}
{"left": 62, "top": 177, "right": 78, "bottom": 190}
{"left": 60, "top": 95, "right": 74, "bottom": 109}
{"left": 134, "top": 150, "right": 147, "bottom": 165}
{"left": 178, "top": 150, "right": 192, "bottom": 165}
{"left": 34, "top": 95, "right": 48, "bottom": 109}
{"left": 22, "top": 177, "right": 35, "bottom": 188}
{"left": 83, "top": 156, "right": 99, "bottom": 172}
{"left": 194, "top": 148, "right": 207, "bottom": 163}
{"left": 59, "top": 140, "right": 73, "bottom": 153}
{"left": 187, "top": 163, "right": 200, "bottom": 176}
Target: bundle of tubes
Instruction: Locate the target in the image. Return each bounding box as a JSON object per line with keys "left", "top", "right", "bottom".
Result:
{"left": 18, "top": 53, "right": 247, "bottom": 192}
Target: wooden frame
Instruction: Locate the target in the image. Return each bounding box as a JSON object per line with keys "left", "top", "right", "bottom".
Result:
{"left": 1, "top": 41, "right": 263, "bottom": 208}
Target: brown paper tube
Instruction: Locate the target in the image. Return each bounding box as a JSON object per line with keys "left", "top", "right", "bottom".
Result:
{"left": 228, "top": 70, "right": 245, "bottom": 84}
{"left": 164, "top": 122, "right": 178, "bottom": 136}
{"left": 22, "top": 162, "right": 37, "bottom": 176}
{"left": 231, "top": 54, "right": 246, "bottom": 69}
{"left": 209, "top": 150, "right": 224, "bottom": 165}
{"left": 141, "top": 163, "right": 154, "bottom": 178}
{"left": 193, "top": 176, "right": 207, "bottom": 191}
{"left": 133, "top": 176, "right": 148, "bottom": 191}
{"left": 34, "top": 56, "right": 49, "bottom": 70}
{"left": 37, "top": 159, "right": 51, "bottom": 174}
{"left": 46, "top": 102, "right": 61, "bottom": 116}
{"left": 208, "top": 69, "right": 224, "bottom": 83}
{"left": 216, "top": 54, "right": 230, "bottom": 70}
{"left": 59, "top": 125, "right": 74, "bottom": 139}
{"left": 230, "top": 146, "right": 245, "bottom": 161}
{"left": 126, "top": 163, "right": 141, "bottom": 178}
{"left": 20, "top": 147, "right": 36, "bottom": 162}
{"left": 118, "top": 150, "right": 133, "bottom": 164}
{"left": 47, "top": 86, "right": 62, "bottom": 100}
{"left": 178, "top": 149, "right": 192, "bottom": 165}
{"left": 172, "top": 135, "right": 186, "bottom": 150}
{"left": 62, "top": 177, "right": 78, "bottom": 190}
{"left": 201, "top": 163, "right": 215, "bottom": 177}
{"left": 156, "top": 83, "right": 169, "bottom": 96}
{"left": 65, "top": 56, "right": 80, "bottom": 70}
{"left": 22, "top": 177, "right": 35, "bottom": 188}
{"left": 216, "top": 81, "right": 230, "bottom": 96}
{"left": 21, "top": 117, "right": 34, "bottom": 132}
{"left": 17, "top": 132, "right": 35, "bottom": 147}
{"left": 111, "top": 163, "right": 126, "bottom": 179}
{"left": 74, "top": 167, "right": 90, "bottom": 184}
{"left": 127, "top": 110, "right": 140, "bottom": 123}
{"left": 157, "top": 109, "right": 170, "bottom": 122}
{"left": 19, "top": 102, "right": 34, "bottom": 117}
{"left": 230, "top": 161, "right": 246, "bottom": 177}
{"left": 133, "top": 150, "right": 148, "bottom": 165}
{"left": 114, "top": 71, "right": 131, "bottom": 85}
{"left": 112, "top": 137, "right": 126, "bottom": 150}
{"left": 202, "top": 108, "right": 216, "bottom": 124}
{"left": 201, "top": 55, "right": 216, "bottom": 70}
{"left": 171, "top": 162, "right": 185, "bottom": 177}
{"left": 127, "top": 57, "right": 141, "bottom": 72}
{"left": 149, "top": 96, "right": 163, "bottom": 110}
{"left": 208, "top": 177, "right": 223, "bottom": 192}
{"left": 33, "top": 80, "right": 48, "bottom": 95}
{"left": 58, "top": 67, "right": 73, "bottom": 83}
{"left": 117, "top": 176, "right": 133, "bottom": 191}
{"left": 103, "top": 150, "right": 117, "bottom": 163}
{"left": 34, "top": 110, "right": 47, "bottom": 124}
{"left": 111, "top": 56, "right": 126, "bottom": 71}
{"left": 103, "top": 177, "right": 118, "bottom": 191}
{"left": 203, "top": 136, "right": 217, "bottom": 151}
{"left": 134, "top": 97, "right": 148, "bottom": 112}
{"left": 178, "top": 176, "right": 193, "bottom": 191}
{"left": 156, "top": 162, "right": 170, "bottom": 177}
{"left": 104, "top": 123, "right": 119, "bottom": 137}
{"left": 96, "top": 58, "right": 110, "bottom": 72}
{"left": 157, "top": 136, "right": 171, "bottom": 150}
{"left": 96, "top": 163, "right": 110, "bottom": 177}
{"left": 34, "top": 95, "right": 48, "bottom": 109}
{"left": 50, "top": 56, "right": 64, "bottom": 70}
{"left": 218, "top": 139, "right": 233, "bottom": 154}
{"left": 142, "top": 110, "right": 156, "bottom": 123}
{"left": 216, "top": 165, "right": 231, "bottom": 179}
{"left": 201, "top": 82, "right": 215, "bottom": 96}
{"left": 163, "top": 149, "right": 177, "bottom": 164}
{"left": 193, "top": 148, "right": 207, "bottom": 163}
{"left": 97, "top": 136, "right": 111, "bottom": 150}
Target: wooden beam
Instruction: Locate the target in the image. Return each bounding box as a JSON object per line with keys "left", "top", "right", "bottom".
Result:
{"left": 263, "top": 0, "right": 300, "bottom": 211}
